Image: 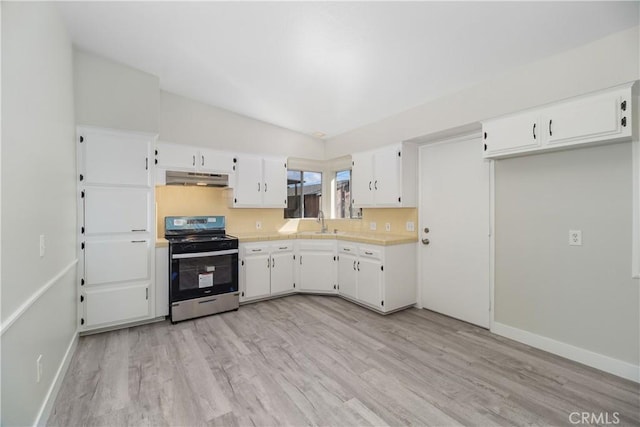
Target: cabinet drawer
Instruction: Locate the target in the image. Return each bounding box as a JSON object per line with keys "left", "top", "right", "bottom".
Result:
{"left": 243, "top": 243, "right": 269, "bottom": 255}
{"left": 359, "top": 246, "right": 382, "bottom": 260}
{"left": 271, "top": 241, "right": 293, "bottom": 252}
{"left": 297, "top": 240, "right": 336, "bottom": 252}
{"left": 338, "top": 243, "right": 357, "bottom": 254}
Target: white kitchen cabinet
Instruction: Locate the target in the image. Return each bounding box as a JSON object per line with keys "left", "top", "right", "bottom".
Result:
{"left": 230, "top": 155, "right": 287, "bottom": 208}
{"left": 240, "top": 241, "right": 295, "bottom": 301}
{"left": 85, "top": 239, "right": 150, "bottom": 285}
{"left": 482, "top": 111, "right": 541, "bottom": 158}
{"left": 298, "top": 241, "right": 336, "bottom": 293}
{"left": 78, "top": 126, "right": 156, "bottom": 332}
{"left": 155, "top": 247, "right": 169, "bottom": 317}
{"left": 357, "top": 256, "right": 383, "bottom": 309}
{"left": 337, "top": 244, "right": 358, "bottom": 300}
{"left": 483, "top": 82, "right": 634, "bottom": 159}
{"left": 155, "top": 141, "right": 235, "bottom": 174}
{"left": 84, "top": 283, "right": 150, "bottom": 328}
{"left": 351, "top": 142, "right": 417, "bottom": 208}
{"left": 79, "top": 127, "right": 152, "bottom": 187}
{"left": 84, "top": 187, "right": 150, "bottom": 235}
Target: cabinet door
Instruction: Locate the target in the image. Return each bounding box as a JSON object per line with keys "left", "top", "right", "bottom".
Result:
{"left": 199, "top": 148, "right": 235, "bottom": 173}
{"left": 244, "top": 253, "right": 271, "bottom": 299}
{"left": 84, "top": 283, "right": 150, "bottom": 327}
{"left": 299, "top": 251, "right": 335, "bottom": 292}
{"left": 337, "top": 253, "right": 358, "bottom": 299}
{"left": 155, "top": 247, "right": 169, "bottom": 317}
{"left": 84, "top": 188, "right": 150, "bottom": 235}
{"left": 482, "top": 112, "right": 540, "bottom": 158}
{"left": 544, "top": 91, "right": 626, "bottom": 147}
{"left": 156, "top": 142, "right": 197, "bottom": 171}
{"left": 352, "top": 151, "right": 375, "bottom": 207}
{"left": 373, "top": 145, "right": 401, "bottom": 206}
{"left": 85, "top": 239, "right": 150, "bottom": 285}
{"left": 232, "top": 155, "right": 263, "bottom": 207}
{"left": 82, "top": 130, "right": 151, "bottom": 187}
{"left": 270, "top": 251, "right": 295, "bottom": 294}
{"left": 358, "top": 258, "right": 382, "bottom": 308}
{"left": 262, "top": 157, "right": 287, "bottom": 208}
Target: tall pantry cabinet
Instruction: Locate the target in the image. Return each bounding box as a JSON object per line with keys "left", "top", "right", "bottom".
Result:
{"left": 77, "top": 126, "right": 157, "bottom": 332}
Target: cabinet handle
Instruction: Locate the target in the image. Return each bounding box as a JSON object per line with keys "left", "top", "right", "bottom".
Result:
{"left": 532, "top": 123, "right": 536, "bottom": 139}
{"left": 264, "top": 182, "right": 268, "bottom": 192}
{"left": 300, "top": 255, "right": 302, "bottom": 265}
{"left": 622, "top": 117, "right": 627, "bottom": 127}
{"left": 131, "top": 229, "right": 146, "bottom": 232}
{"left": 272, "top": 257, "right": 275, "bottom": 268}
{"left": 279, "top": 246, "right": 288, "bottom": 250}
{"left": 131, "top": 240, "right": 146, "bottom": 243}
{"left": 374, "top": 180, "right": 378, "bottom": 190}
{"left": 343, "top": 248, "right": 351, "bottom": 252}
{"left": 369, "top": 181, "right": 372, "bottom": 191}
{"left": 201, "top": 155, "right": 205, "bottom": 166}
{"left": 365, "top": 251, "right": 373, "bottom": 255}
{"left": 268, "top": 258, "right": 271, "bottom": 269}
{"left": 145, "top": 157, "right": 148, "bottom": 170}
{"left": 357, "top": 261, "right": 360, "bottom": 271}
{"left": 353, "top": 260, "right": 356, "bottom": 270}
{"left": 258, "top": 182, "right": 261, "bottom": 192}
{"left": 192, "top": 155, "right": 195, "bottom": 166}
{"left": 145, "top": 288, "right": 148, "bottom": 300}
{"left": 548, "top": 119, "right": 553, "bottom": 136}
{"left": 621, "top": 100, "right": 627, "bottom": 111}
{"left": 251, "top": 249, "right": 262, "bottom": 252}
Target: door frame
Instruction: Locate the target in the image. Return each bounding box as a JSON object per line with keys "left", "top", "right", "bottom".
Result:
{"left": 415, "top": 131, "right": 495, "bottom": 329}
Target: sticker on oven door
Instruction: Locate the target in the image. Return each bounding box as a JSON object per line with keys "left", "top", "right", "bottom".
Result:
{"left": 198, "top": 273, "right": 213, "bottom": 288}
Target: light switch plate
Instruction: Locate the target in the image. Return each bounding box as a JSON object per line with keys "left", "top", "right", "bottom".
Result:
{"left": 569, "top": 230, "right": 582, "bottom": 246}
{"left": 370, "top": 222, "right": 377, "bottom": 231}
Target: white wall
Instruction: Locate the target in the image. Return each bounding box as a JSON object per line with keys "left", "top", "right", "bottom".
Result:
{"left": 325, "top": 25, "right": 639, "bottom": 157}
{"left": 1, "top": 3, "right": 77, "bottom": 425}
{"left": 159, "top": 91, "right": 325, "bottom": 159}
{"left": 495, "top": 143, "right": 639, "bottom": 367}
{"left": 74, "top": 49, "right": 160, "bottom": 133}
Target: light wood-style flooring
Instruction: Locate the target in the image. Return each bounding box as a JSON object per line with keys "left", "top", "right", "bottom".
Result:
{"left": 49, "top": 295, "right": 640, "bottom": 426}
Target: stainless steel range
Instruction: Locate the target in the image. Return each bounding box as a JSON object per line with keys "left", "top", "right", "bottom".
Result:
{"left": 165, "top": 216, "right": 239, "bottom": 323}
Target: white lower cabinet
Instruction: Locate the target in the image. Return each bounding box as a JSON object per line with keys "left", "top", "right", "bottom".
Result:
{"left": 85, "top": 239, "right": 150, "bottom": 285}
{"left": 84, "top": 283, "right": 150, "bottom": 328}
{"left": 240, "top": 241, "right": 295, "bottom": 302}
{"left": 297, "top": 240, "right": 337, "bottom": 293}
{"left": 337, "top": 241, "right": 416, "bottom": 313}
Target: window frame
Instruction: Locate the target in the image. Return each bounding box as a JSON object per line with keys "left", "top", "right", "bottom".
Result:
{"left": 285, "top": 169, "right": 323, "bottom": 219}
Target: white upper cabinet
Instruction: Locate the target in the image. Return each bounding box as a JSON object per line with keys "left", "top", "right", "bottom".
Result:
{"left": 230, "top": 155, "right": 287, "bottom": 208}
{"left": 351, "top": 142, "right": 417, "bottom": 208}
{"left": 155, "top": 141, "right": 234, "bottom": 174}
{"left": 483, "top": 82, "right": 635, "bottom": 159}
{"left": 84, "top": 188, "right": 150, "bottom": 235}
{"left": 80, "top": 128, "right": 152, "bottom": 187}
{"left": 482, "top": 111, "right": 541, "bottom": 158}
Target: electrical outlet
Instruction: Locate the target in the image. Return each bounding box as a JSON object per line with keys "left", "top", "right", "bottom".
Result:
{"left": 406, "top": 221, "right": 415, "bottom": 232}
{"left": 569, "top": 230, "right": 582, "bottom": 246}
{"left": 255, "top": 221, "right": 262, "bottom": 230}
{"left": 370, "top": 222, "right": 377, "bottom": 231}
{"left": 385, "top": 223, "right": 391, "bottom": 232}
{"left": 39, "top": 235, "right": 45, "bottom": 257}
{"left": 36, "top": 355, "right": 43, "bottom": 383}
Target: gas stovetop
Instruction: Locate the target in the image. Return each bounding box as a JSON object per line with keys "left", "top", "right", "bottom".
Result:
{"left": 165, "top": 234, "right": 237, "bottom": 244}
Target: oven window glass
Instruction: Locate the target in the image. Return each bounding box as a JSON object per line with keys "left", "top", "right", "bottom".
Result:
{"left": 171, "top": 253, "right": 238, "bottom": 299}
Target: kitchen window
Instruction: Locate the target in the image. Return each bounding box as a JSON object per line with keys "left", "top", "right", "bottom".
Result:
{"left": 285, "top": 170, "right": 322, "bottom": 218}
{"left": 335, "top": 169, "right": 360, "bottom": 219}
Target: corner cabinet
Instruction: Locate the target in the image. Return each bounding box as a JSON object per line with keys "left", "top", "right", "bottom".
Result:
{"left": 483, "top": 82, "right": 635, "bottom": 159}
{"left": 77, "top": 126, "right": 157, "bottom": 332}
{"left": 351, "top": 142, "right": 418, "bottom": 208}
{"left": 336, "top": 241, "right": 416, "bottom": 313}
{"left": 229, "top": 155, "right": 287, "bottom": 208}
{"left": 297, "top": 240, "right": 337, "bottom": 293}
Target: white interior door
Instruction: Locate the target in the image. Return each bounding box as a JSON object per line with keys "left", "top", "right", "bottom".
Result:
{"left": 419, "top": 136, "right": 491, "bottom": 328}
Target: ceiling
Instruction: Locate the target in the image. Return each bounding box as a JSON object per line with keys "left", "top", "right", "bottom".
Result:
{"left": 58, "top": 2, "right": 639, "bottom": 139}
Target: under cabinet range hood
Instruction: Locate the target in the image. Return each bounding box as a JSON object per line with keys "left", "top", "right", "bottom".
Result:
{"left": 165, "top": 171, "right": 229, "bottom": 187}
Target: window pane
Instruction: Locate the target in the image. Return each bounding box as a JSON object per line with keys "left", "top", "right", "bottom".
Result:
{"left": 303, "top": 171, "right": 322, "bottom": 218}
{"left": 285, "top": 170, "right": 302, "bottom": 218}
{"left": 335, "top": 170, "right": 351, "bottom": 219}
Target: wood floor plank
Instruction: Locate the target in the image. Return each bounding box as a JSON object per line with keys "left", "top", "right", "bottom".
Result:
{"left": 48, "top": 295, "right": 639, "bottom": 426}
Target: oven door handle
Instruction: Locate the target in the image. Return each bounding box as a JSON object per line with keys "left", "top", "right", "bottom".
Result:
{"left": 172, "top": 249, "right": 239, "bottom": 259}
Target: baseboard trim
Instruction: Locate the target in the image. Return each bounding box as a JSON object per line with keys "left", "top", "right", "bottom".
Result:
{"left": 0, "top": 259, "right": 78, "bottom": 336}
{"left": 34, "top": 330, "right": 78, "bottom": 426}
{"left": 491, "top": 322, "right": 639, "bottom": 383}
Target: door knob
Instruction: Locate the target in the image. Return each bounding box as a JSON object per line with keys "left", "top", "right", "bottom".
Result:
{"left": 422, "top": 238, "right": 430, "bottom": 245}
{"left": 423, "top": 227, "right": 430, "bottom": 234}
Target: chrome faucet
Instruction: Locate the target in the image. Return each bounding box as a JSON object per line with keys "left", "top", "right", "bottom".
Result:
{"left": 317, "top": 210, "right": 328, "bottom": 233}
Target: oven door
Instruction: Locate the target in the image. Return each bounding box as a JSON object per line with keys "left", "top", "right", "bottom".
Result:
{"left": 170, "top": 249, "right": 239, "bottom": 302}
